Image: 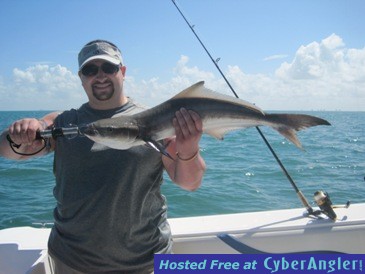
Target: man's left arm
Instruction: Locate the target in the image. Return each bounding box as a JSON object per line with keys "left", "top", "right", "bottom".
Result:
{"left": 163, "top": 108, "right": 206, "bottom": 191}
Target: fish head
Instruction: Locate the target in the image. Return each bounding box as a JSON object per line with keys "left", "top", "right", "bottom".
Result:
{"left": 83, "top": 117, "right": 140, "bottom": 150}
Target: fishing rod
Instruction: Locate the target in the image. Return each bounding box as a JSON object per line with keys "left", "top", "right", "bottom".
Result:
{"left": 171, "top": 0, "right": 315, "bottom": 215}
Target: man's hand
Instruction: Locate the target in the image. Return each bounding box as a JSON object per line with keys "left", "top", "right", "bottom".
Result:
{"left": 0, "top": 111, "right": 58, "bottom": 160}
{"left": 8, "top": 118, "right": 46, "bottom": 146}
{"left": 172, "top": 108, "right": 203, "bottom": 160}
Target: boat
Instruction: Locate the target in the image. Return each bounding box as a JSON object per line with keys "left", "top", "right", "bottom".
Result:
{"left": 1, "top": 202, "right": 364, "bottom": 274}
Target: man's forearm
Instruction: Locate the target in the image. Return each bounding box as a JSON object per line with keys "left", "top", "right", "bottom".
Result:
{"left": 173, "top": 151, "right": 206, "bottom": 191}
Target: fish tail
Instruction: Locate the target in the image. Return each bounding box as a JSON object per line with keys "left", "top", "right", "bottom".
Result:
{"left": 277, "top": 127, "right": 303, "bottom": 149}
{"left": 265, "top": 114, "right": 331, "bottom": 149}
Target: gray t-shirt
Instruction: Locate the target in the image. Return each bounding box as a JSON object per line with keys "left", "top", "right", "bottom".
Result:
{"left": 48, "top": 100, "right": 172, "bottom": 272}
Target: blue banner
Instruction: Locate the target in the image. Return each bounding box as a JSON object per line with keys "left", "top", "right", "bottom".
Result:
{"left": 154, "top": 254, "right": 364, "bottom": 273}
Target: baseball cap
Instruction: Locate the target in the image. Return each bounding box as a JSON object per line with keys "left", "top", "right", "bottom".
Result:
{"left": 78, "top": 40, "right": 123, "bottom": 70}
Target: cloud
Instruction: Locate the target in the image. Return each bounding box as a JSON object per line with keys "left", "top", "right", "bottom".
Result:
{"left": 0, "top": 34, "right": 364, "bottom": 111}
{"left": 275, "top": 33, "right": 365, "bottom": 83}
{"left": 1, "top": 65, "right": 86, "bottom": 110}
{"left": 263, "top": 54, "right": 289, "bottom": 61}
{"left": 271, "top": 33, "right": 365, "bottom": 109}
{"left": 124, "top": 55, "right": 222, "bottom": 106}
{"left": 13, "top": 65, "right": 80, "bottom": 92}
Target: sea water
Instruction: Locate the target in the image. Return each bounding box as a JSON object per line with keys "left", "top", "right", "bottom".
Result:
{"left": 0, "top": 111, "right": 364, "bottom": 229}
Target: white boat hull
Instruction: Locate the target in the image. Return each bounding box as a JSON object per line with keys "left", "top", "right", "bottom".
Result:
{"left": 170, "top": 203, "right": 365, "bottom": 254}
{"left": 1, "top": 203, "right": 364, "bottom": 273}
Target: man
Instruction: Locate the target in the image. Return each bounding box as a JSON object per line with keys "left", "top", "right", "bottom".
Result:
{"left": 0, "top": 40, "right": 206, "bottom": 273}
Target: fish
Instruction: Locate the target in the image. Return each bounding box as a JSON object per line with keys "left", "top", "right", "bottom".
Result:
{"left": 83, "top": 81, "right": 331, "bottom": 157}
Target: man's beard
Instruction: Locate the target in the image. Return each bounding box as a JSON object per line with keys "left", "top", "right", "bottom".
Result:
{"left": 92, "top": 83, "right": 114, "bottom": 101}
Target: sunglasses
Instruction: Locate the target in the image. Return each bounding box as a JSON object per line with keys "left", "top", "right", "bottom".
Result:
{"left": 81, "top": 63, "right": 121, "bottom": 77}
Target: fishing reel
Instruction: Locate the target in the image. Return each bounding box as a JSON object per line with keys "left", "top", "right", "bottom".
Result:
{"left": 312, "top": 190, "right": 350, "bottom": 221}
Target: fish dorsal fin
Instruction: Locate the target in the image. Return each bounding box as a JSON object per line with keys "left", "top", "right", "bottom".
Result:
{"left": 172, "top": 81, "right": 263, "bottom": 115}
{"left": 172, "top": 81, "right": 209, "bottom": 99}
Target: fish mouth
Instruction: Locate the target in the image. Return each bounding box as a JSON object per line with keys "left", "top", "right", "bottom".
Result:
{"left": 82, "top": 123, "right": 99, "bottom": 137}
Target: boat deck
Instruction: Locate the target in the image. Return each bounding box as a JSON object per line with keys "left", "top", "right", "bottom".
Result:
{"left": 1, "top": 204, "right": 364, "bottom": 273}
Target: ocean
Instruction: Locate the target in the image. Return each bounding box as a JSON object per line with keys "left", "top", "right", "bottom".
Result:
{"left": 0, "top": 111, "right": 364, "bottom": 229}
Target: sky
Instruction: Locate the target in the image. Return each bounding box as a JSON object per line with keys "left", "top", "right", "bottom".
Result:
{"left": 0, "top": 0, "right": 364, "bottom": 111}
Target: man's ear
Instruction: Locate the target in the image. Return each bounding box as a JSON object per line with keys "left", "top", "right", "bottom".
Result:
{"left": 121, "top": 66, "right": 127, "bottom": 77}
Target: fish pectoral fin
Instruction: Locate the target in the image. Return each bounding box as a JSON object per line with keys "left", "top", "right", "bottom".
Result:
{"left": 145, "top": 139, "right": 174, "bottom": 160}
{"left": 90, "top": 143, "right": 110, "bottom": 152}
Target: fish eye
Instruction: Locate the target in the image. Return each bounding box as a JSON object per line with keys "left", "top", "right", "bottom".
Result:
{"left": 107, "top": 126, "right": 114, "bottom": 132}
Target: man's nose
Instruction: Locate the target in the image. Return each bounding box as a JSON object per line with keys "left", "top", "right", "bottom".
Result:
{"left": 95, "top": 68, "right": 107, "bottom": 80}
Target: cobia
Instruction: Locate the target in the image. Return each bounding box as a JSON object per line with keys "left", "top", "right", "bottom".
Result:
{"left": 83, "top": 81, "right": 330, "bottom": 157}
